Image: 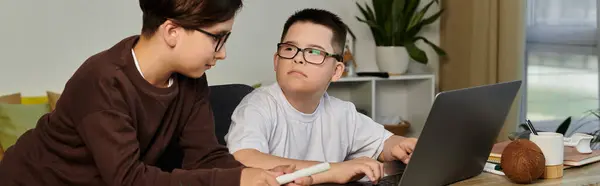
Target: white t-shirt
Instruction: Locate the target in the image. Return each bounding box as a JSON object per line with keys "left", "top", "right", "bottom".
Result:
{"left": 225, "top": 83, "right": 393, "bottom": 162}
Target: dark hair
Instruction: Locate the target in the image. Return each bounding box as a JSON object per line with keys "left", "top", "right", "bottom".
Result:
{"left": 139, "top": 0, "right": 243, "bottom": 36}
{"left": 281, "top": 8, "right": 348, "bottom": 55}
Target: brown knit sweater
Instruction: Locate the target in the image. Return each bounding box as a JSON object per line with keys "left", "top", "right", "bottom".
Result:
{"left": 0, "top": 36, "right": 244, "bottom": 186}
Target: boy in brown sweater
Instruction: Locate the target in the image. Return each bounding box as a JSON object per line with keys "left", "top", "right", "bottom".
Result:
{"left": 0, "top": 0, "right": 308, "bottom": 185}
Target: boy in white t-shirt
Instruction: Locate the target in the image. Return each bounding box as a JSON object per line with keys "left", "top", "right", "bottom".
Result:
{"left": 225, "top": 8, "right": 418, "bottom": 185}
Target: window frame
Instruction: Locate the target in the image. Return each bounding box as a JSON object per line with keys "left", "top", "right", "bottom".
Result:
{"left": 521, "top": 0, "right": 600, "bottom": 130}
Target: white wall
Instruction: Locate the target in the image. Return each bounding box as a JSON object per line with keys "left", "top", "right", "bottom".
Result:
{"left": 0, "top": 0, "right": 142, "bottom": 96}
{"left": 0, "top": 0, "right": 440, "bottom": 96}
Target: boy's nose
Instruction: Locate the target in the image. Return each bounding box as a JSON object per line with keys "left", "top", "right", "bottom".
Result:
{"left": 215, "top": 47, "right": 227, "bottom": 60}
{"left": 293, "top": 51, "right": 306, "bottom": 64}
{"left": 293, "top": 59, "right": 305, "bottom": 64}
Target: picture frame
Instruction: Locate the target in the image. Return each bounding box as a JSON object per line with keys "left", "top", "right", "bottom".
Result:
{"left": 342, "top": 26, "right": 358, "bottom": 77}
{"left": 345, "top": 26, "right": 356, "bottom": 57}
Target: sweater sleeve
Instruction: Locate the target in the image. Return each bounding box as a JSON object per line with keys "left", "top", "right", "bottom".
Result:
{"left": 77, "top": 110, "right": 243, "bottom": 186}
{"left": 179, "top": 80, "right": 244, "bottom": 170}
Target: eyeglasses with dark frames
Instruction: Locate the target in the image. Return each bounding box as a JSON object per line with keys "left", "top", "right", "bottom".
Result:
{"left": 195, "top": 28, "right": 231, "bottom": 52}
{"left": 276, "top": 43, "right": 343, "bottom": 65}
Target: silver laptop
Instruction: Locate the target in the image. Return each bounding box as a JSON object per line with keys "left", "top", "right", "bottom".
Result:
{"left": 389, "top": 80, "right": 522, "bottom": 186}
{"left": 317, "top": 80, "right": 522, "bottom": 186}
{"left": 329, "top": 80, "right": 521, "bottom": 186}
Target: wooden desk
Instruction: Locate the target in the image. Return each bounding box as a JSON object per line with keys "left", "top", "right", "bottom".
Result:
{"left": 453, "top": 162, "right": 600, "bottom": 185}
{"left": 317, "top": 161, "right": 600, "bottom": 185}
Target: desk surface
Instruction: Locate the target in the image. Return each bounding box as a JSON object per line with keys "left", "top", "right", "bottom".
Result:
{"left": 453, "top": 162, "right": 600, "bottom": 185}
{"left": 318, "top": 161, "right": 600, "bottom": 185}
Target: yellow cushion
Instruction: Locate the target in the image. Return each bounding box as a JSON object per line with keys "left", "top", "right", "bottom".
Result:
{"left": 0, "top": 143, "right": 3, "bottom": 160}
{"left": 0, "top": 93, "right": 21, "bottom": 104}
{"left": 21, "top": 96, "right": 48, "bottom": 105}
{"left": 46, "top": 91, "right": 61, "bottom": 111}
{"left": 0, "top": 103, "right": 49, "bottom": 149}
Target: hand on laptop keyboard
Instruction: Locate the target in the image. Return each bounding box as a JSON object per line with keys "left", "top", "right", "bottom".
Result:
{"left": 323, "top": 157, "right": 384, "bottom": 184}
{"left": 374, "top": 175, "right": 402, "bottom": 186}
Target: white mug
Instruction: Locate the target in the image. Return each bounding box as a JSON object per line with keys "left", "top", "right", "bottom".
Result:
{"left": 529, "top": 132, "right": 564, "bottom": 165}
{"left": 529, "top": 132, "right": 564, "bottom": 178}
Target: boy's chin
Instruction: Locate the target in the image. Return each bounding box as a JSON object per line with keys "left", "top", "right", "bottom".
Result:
{"left": 180, "top": 69, "right": 206, "bottom": 79}
{"left": 280, "top": 81, "right": 319, "bottom": 94}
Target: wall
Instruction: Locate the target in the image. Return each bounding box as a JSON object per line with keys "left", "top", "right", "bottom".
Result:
{"left": 0, "top": 0, "right": 142, "bottom": 96}
{"left": 0, "top": 0, "right": 440, "bottom": 96}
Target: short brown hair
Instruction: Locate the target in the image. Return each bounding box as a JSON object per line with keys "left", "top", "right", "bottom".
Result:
{"left": 281, "top": 8, "right": 348, "bottom": 55}
{"left": 139, "top": 0, "right": 243, "bottom": 36}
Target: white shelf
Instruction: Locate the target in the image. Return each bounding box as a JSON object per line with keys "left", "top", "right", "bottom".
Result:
{"left": 335, "top": 73, "right": 435, "bottom": 82}
{"left": 327, "top": 72, "right": 436, "bottom": 138}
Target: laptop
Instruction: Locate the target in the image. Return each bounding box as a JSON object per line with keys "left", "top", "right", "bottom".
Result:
{"left": 321, "top": 80, "right": 522, "bottom": 186}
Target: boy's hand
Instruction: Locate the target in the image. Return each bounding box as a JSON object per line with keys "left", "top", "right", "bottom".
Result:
{"left": 269, "top": 164, "right": 313, "bottom": 186}
{"left": 321, "top": 157, "right": 383, "bottom": 184}
{"left": 240, "top": 168, "right": 280, "bottom": 186}
{"left": 390, "top": 137, "right": 418, "bottom": 164}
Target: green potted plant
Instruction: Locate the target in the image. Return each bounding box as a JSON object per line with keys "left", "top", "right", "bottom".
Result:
{"left": 356, "top": 0, "right": 446, "bottom": 74}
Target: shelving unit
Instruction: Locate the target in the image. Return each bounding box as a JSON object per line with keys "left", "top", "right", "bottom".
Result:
{"left": 327, "top": 72, "right": 436, "bottom": 137}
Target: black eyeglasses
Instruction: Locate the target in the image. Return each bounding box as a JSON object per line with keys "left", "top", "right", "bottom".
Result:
{"left": 276, "top": 43, "right": 343, "bottom": 65}
{"left": 196, "top": 28, "right": 231, "bottom": 52}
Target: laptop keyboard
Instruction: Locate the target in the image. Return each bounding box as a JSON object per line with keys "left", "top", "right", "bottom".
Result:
{"left": 374, "top": 174, "right": 402, "bottom": 186}
{"left": 314, "top": 172, "right": 404, "bottom": 186}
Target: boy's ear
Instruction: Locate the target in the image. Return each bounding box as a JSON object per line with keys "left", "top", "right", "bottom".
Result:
{"left": 331, "top": 61, "right": 345, "bottom": 82}
{"left": 273, "top": 52, "right": 279, "bottom": 71}
{"left": 161, "top": 20, "right": 180, "bottom": 48}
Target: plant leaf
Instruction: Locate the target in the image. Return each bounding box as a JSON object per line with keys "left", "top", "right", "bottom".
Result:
{"left": 405, "top": 21, "right": 423, "bottom": 38}
{"left": 404, "top": 0, "right": 420, "bottom": 29}
{"left": 355, "top": 2, "right": 369, "bottom": 18}
{"left": 357, "top": 0, "right": 444, "bottom": 48}
{"left": 421, "top": 9, "right": 444, "bottom": 26}
{"left": 589, "top": 109, "right": 600, "bottom": 118}
{"left": 394, "top": 32, "right": 406, "bottom": 46}
{"left": 409, "top": 0, "right": 435, "bottom": 29}
{"left": 555, "top": 117, "right": 571, "bottom": 135}
{"left": 373, "top": 0, "right": 392, "bottom": 27}
{"left": 365, "top": 2, "right": 378, "bottom": 23}
{"left": 405, "top": 0, "right": 420, "bottom": 18}
{"left": 384, "top": 17, "right": 393, "bottom": 45}
{"left": 415, "top": 36, "right": 447, "bottom": 56}
{"left": 357, "top": 16, "right": 385, "bottom": 45}
{"left": 406, "top": 1, "right": 444, "bottom": 39}
{"left": 405, "top": 41, "right": 428, "bottom": 64}
{"left": 356, "top": 2, "right": 375, "bottom": 23}
{"left": 392, "top": 0, "right": 406, "bottom": 20}
{"left": 519, "top": 123, "right": 530, "bottom": 131}
{"left": 356, "top": 2, "right": 385, "bottom": 45}
{"left": 356, "top": 17, "right": 383, "bottom": 31}
{"left": 391, "top": 0, "right": 406, "bottom": 45}
{"left": 408, "top": 12, "right": 425, "bottom": 31}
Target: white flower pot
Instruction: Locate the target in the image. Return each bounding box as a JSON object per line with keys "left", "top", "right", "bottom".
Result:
{"left": 375, "top": 46, "right": 410, "bottom": 74}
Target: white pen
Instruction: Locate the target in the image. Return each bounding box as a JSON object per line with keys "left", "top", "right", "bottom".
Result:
{"left": 276, "top": 162, "right": 331, "bottom": 185}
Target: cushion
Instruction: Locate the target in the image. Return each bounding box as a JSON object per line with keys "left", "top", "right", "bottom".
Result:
{"left": 0, "top": 93, "right": 21, "bottom": 104}
{"left": 0, "top": 103, "right": 49, "bottom": 149}
{"left": 21, "top": 96, "right": 48, "bottom": 105}
{"left": 0, "top": 143, "right": 3, "bottom": 160}
{"left": 47, "top": 91, "right": 61, "bottom": 111}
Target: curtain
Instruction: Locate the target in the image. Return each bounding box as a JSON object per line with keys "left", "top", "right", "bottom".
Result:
{"left": 439, "top": 0, "right": 526, "bottom": 142}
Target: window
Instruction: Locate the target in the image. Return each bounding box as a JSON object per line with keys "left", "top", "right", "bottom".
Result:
{"left": 525, "top": 0, "right": 600, "bottom": 131}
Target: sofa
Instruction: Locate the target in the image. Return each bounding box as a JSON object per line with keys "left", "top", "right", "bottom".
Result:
{"left": 0, "top": 84, "right": 255, "bottom": 161}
